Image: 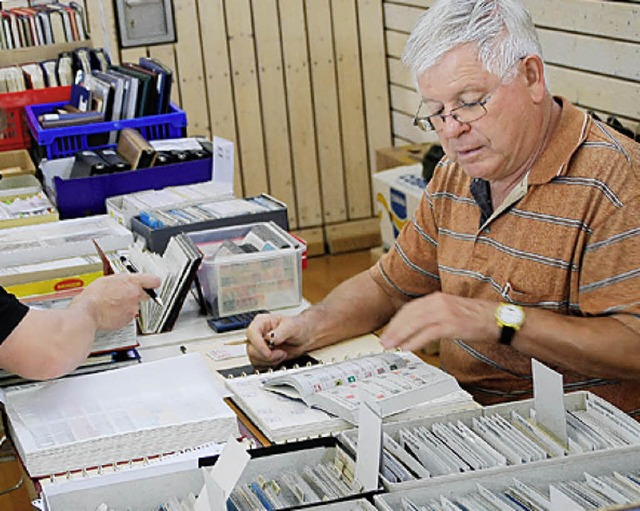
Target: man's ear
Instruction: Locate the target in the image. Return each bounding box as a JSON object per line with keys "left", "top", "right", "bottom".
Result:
{"left": 522, "top": 55, "right": 546, "bottom": 103}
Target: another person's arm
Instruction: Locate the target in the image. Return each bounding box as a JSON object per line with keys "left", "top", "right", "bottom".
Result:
{"left": 246, "top": 270, "right": 406, "bottom": 367}
{"left": 0, "top": 273, "right": 160, "bottom": 380}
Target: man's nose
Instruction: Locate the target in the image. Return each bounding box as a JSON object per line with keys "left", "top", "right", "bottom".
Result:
{"left": 440, "top": 114, "right": 469, "bottom": 138}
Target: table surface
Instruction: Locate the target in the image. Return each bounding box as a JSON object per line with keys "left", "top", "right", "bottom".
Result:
{"left": 0, "top": 294, "right": 385, "bottom": 508}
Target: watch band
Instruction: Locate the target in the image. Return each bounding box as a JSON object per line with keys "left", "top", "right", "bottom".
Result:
{"left": 498, "top": 325, "right": 516, "bottom": 345}
{"left": 496, "top": 303, "right": 524, "bottom": 346}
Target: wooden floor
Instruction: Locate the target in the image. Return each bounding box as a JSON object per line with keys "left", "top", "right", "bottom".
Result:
{"left": 302, "top": 248, "right": 377, "bottom": 304}
{"left": 0, "top": 249, "right": 377, "bottom": 509}
{"left": 0, "top": 438, "right": 32, "bottom": 511}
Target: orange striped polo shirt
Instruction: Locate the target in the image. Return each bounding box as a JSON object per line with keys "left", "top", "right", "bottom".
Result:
{"left": 371, "top": 97, "right": 640, "bottom": 417}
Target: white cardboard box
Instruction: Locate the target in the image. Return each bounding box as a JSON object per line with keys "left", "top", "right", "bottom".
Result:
{"left": 375, "top": 446, "right": 640, "bottom": 509}
{"left": 43, "top": 440, "right": 358, "bottom": 510}
{"left": 372, "top": 164, "right": 426, "bottom": 250}
{"left": 0, "top": 215, "right": 133, "bottom": 267}
{"left": 106, "top": 181, "right": 234, "bottom": 228}
{"left": 340, "top": 391, "right": 640, "bottom": 493}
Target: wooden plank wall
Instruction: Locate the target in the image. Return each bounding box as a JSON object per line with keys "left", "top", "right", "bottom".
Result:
{"left": 83, "top": 0, "right": 392, "bottom": 254}
{"left": 384, "top": 0, "right": 640, "bottom": 146}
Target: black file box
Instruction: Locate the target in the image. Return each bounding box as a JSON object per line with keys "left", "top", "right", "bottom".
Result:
{"left": 130, "top": 193, "right": 289, "bottom": 253}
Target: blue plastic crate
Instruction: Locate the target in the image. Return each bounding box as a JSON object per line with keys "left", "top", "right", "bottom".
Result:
{"left": 25, "top": 102, "right": 187, "bottom": 160}
{"left": 40, "top": 156, "right": 213, "bottom": 219}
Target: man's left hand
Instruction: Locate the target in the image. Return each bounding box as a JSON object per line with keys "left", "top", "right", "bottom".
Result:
{"left": 378, "top": 291, "right": 500, "bottom": 352}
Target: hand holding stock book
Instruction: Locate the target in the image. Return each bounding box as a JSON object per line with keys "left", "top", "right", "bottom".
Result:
{"left": 94, "top": 233, "right": 202, "bottom": 334}
{"left": 116, "top": 252, "right": 163, "bottom": 307}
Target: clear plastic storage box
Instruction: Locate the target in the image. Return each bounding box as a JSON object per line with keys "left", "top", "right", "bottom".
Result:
{"left": 188, "top": 221, "right": 304, "bottom": 318}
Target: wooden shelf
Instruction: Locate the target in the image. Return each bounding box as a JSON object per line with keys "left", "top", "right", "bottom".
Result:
{"left": 0, "top": 40, "right": 92, "bottom": 67}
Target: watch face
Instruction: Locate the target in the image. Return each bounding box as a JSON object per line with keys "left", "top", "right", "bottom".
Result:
{"left": 498, "top": 304, "right": 524, "bottom": 326}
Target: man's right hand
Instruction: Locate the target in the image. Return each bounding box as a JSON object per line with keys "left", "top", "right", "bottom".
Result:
{"left": 246, "top": 313, "right": 311, "bottom": 367}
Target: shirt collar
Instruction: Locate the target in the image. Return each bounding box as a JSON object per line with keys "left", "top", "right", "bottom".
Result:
{"left": 527, "top": 96, "right": 590, "bottom": 185}
{"left": 468, "top": 97, "right": 587, "bottom": 232}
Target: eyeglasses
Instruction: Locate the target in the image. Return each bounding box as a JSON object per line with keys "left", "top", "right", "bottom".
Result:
{"left": 413, "top": 92, "right": 495, "bottom": 132}
{"left": 413, "top": 56, "right": 527, "bottom": 132}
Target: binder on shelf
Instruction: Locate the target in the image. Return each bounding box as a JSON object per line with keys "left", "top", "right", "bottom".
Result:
{"left": 71, "top": 46, "right": 91, "bottom": 75}
{"left": 40, "top": 58, "right": 58, "bottom": 86}
{"left": 89, "top": 47, "right": 110, "bottom": 71}
{"left": 56, "top": 51, "right": 73, "bottom": 84}
{"left": 138, "top": 56, "right": 173, "bottom": 115}
{"left": 47, "top": 8, "right": 66, "bottom": 44}
{"left": 21, "top": 61, "right": 45, "bottom": 88}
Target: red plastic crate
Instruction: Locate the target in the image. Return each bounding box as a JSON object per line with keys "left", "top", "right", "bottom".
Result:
{"left": 289, "top": 232, "right": 309, "bottom": 269}
{"left": 0, "top": 86, "right": 71, "bottom": 151}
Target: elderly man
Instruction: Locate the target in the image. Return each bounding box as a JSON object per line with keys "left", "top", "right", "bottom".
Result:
{"left": 247, "top": 0, "right": 640, "bottom": 417}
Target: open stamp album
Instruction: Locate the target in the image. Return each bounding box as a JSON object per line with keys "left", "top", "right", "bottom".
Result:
{"left": 263, "top": 352, "right": 464, "bottom": 422}
{"left": 226, "top": 352, "right": 477, "bottom": 443}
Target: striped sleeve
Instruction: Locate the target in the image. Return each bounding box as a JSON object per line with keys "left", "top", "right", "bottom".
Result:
{"left": 370, "top": 188, "right": 441, "bottom": 299}
{"left": 580, "top": 194, "right": 640, "bottom": 335}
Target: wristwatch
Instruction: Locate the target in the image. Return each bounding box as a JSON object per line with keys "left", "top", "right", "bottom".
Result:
{"left": 495, "top": 303, "right": 525, "bottom": 345}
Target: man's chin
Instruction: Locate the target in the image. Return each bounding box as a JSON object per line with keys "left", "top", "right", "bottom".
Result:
{"left": 458, "top": 161, "right": 490, "bottom": 180}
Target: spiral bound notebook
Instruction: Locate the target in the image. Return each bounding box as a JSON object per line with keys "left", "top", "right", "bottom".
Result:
{"left": 3, "top": 353, "right": 239, "bottom": 480}
{"left": 225, "top": 351, "right": 478, "bottom": 444}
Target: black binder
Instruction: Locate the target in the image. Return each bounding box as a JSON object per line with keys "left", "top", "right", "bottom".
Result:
{"left": 138, "top": 57, "right": 173, "bottom": 115}
{"left": 96, "top": 149, "right": 131, "bottom": 172}
{"left": 70, "top": 150, "right": 108, "bottom": 178}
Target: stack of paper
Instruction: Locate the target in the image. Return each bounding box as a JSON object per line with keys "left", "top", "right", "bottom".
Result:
{"left": 3, "top": 353, "right": 238, "bottom": 478}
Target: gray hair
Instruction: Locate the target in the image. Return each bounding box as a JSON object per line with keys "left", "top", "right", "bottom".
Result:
{"left": 402, "top": 0, "right": 542, "bottom": 81}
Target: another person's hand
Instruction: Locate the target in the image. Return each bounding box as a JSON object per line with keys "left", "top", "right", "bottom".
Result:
{"left": 246, "top": 313, "right": 311, "bottom": 367}
{"left": 70, "top": 273, "right": 161, "bottom": 330}
{"left": 379, "top": 291, "right": 500, "bottom": 352}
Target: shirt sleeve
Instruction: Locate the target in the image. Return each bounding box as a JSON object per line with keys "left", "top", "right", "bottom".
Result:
{"left": 0, "top": 286, "right": 29, "bottom": 344}
{"left": 370, "top": 188, "right": 441, "bottom": 299}
{"left": 579, "top": 195, "right": 640, "bottom": 336}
